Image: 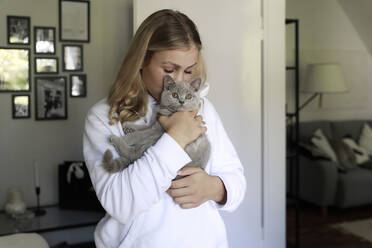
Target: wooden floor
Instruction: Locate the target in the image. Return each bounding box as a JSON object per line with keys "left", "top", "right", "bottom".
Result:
{"left": 287, "top": 202, "right": 372, "bottom": 248}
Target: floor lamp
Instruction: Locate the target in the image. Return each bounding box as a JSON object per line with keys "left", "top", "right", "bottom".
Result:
{"left": 289, "top": 62, "right": 348, "bottom": 248}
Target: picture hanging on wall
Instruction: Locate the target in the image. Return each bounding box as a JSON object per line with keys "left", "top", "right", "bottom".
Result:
{"left": 12, "top": 94, "right": 31, "bottom": 119}
{"left": 7, "top": 16, "right": 31, "bottom": 45}
{"left": 35, "top": 76, "right": 67, "bottom": 120}
{"left": 0, "top": 47, "right": 31, "bottom": 92}
{"left": 70, "top": 74, "right": 86, "bottom": 97}
{"left": 34, "top": 26, "right": 56, "bottom": 54}
{"left": 62, "top": 44, "right": 83, "bottom": 71}
{"left": 35, "top": 57, "right": 59, "bottom": 74}
{"left": 59, "top": 0, "right": 90, "bottom": 42}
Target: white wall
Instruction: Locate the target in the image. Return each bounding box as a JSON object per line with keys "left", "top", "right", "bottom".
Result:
{"left": 0, "top": 0, "right": 132, "bottom": 210}
{"left": 286, "top": 0, "right": 372, "bottom": 122}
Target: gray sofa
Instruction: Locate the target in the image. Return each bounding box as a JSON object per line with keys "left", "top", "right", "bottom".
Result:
{"left": 287, "top": 119, "right": 372, "bottom": 213}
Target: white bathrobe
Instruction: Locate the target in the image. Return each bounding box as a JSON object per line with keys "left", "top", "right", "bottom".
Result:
{"left": 83, "top": 86, "right": 246, "bottom": 248}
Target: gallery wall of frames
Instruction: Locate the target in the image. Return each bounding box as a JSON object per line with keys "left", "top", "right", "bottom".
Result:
{"left": 0, "top": 0, "right": 90, "bottom": 120}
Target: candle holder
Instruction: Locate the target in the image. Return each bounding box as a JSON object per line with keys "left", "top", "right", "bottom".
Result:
{"left": 33, "top": 186, "right": 46, "bottom": 216}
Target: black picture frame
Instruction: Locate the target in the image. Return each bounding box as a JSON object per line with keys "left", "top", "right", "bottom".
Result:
{"left": 34, "top": 26, "right": 56, "bottom": 54}
{"left": 7, "top": 16, "right": 31, "bottom": 45}
{"left": 70, "top": 74, "right": 87, "bottom": 97}
{"left": 35, "top": 76, "right": 67, "bottom": 120}
{"left": 35, "top": 57, "right": 59, "bottom": 74}
{"left": 59, "top": 0, "right": 90, "bottom": 42}
{"left": 62, "top": 44, "right": 83, "bottom": 72}
{"left": 12, "top": 94, "right": 31, "bottom": 119}
{"left": 0, "top": 47, "right": 31, "bottom": 92}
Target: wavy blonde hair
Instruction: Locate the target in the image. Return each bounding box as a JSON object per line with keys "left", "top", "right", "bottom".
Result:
{"left": 108, "top": 9, "right": 206, "bottom": 125}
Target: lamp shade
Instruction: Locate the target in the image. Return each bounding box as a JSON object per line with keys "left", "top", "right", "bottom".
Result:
{"left": 302, "top": 63, "right": 348, "bottom": 93}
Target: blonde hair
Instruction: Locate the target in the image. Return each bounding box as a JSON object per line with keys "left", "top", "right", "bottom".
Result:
{"left": 108, "top": 9, "right": 206, "bottom": 125}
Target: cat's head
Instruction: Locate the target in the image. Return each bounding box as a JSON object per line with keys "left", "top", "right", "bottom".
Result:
{"left": 159, "top": 75, "right": 201, "bottom": 112}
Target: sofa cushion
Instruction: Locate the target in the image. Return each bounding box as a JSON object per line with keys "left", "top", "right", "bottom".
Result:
{"left": 359, "top": 123, "right": 372, "bottom": 156}
{"left": 330, "top": 139, "right": 357, "bottom": 172}
{"left": 311, "top": 129, "right": 338, "bottom": 162}
{"left": 360, "top": 160, "right": 372, "bottom": 170}
{"left": 330, "top": 120, "right": 368, "bottom": 141}
{"left": 342, "top": 137, "right": 370, "bottom": 165}
{"left": 334, "top": 167, "right": 372, "bottom": 208}
{"left": 299, "top": 121, "right": 333, "bottom": 141}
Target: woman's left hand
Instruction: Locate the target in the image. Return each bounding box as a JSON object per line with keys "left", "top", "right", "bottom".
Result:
{"left": 166, "top": 167, "right": 227, "bottom": 209}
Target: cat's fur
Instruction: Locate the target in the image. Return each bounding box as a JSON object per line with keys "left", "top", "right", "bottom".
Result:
{"left": 102, "top": 75, "right": 211, "bottom": 178}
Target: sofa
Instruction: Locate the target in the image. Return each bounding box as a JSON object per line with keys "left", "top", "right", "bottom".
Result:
{"left": 287, "top": 119, "right": 372, "bottom": 214}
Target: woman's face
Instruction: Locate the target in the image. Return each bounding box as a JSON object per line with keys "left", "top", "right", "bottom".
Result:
{"left": 141, "top": 45, "right": 199, "bottom": 100}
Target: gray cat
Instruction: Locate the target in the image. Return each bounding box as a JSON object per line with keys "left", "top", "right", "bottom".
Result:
{"left": 102, "top": 75, "right": 211, "bottom": 178}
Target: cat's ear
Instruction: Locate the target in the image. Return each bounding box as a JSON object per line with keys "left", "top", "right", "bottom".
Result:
{"left": 163, "top": 75, "right": 175, "bottom": 90}
{"left": 189, "top": 78, "right": 202, "bottom": 92}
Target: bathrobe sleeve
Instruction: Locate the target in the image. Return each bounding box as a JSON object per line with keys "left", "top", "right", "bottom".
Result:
{"left": 83, "top": 99, "right": 191, "bottom": 224}
{"left": 203, "top": 98, "right": 247, "bottom": 212}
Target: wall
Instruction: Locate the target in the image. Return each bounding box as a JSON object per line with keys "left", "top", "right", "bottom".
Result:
{"left": 286, "top": 0, "right": 372, "bottom": 122}
{"left": 0, "top": 0, "right": 132, "bottom": 212}
{"left": 0, "top": 0, "right": 133, "bottom": 245}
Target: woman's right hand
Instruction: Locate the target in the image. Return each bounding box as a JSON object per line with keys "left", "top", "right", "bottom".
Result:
{"left": 158, "top": 110, "right": 207, "bottom": 149}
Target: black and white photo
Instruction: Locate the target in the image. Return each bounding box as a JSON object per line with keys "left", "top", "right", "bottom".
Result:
{"left": 12, "top": 94, "right": 30, "bottom": 119}
{"left": 34, "top": 26, "right": 56, "bottom": 54}
{"left": 62, "top": 44, "right": 83, "bottom": 71}
{"left": 59, "top": 0, "right": 90, "bottom": 42}
{"left": 7, "top": 16, "right": 30, "bottom": 45}
{"left": 35, "top": 77, "right": 67, "bottom": 120}
{"left": 35, "top": 57, "right": 58, "bottom": 74}
{"left": 0, "top": 47, "right": 30, "bottom": 92}
{"left": 70, "top": 74, "right": 86, "bottom": 97}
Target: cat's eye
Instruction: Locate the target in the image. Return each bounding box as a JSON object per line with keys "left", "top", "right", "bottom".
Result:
{"left": 172, "top": 92, "right": 179, "bottom": 98}
{"left": 185, "top": 93, "right": 192, "bottom": 99}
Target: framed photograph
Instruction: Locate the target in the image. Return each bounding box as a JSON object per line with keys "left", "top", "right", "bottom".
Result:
{"left": 0, "top": 47, "right": 31, "bottom": 92}
{"left": 70, "top": 74, "right": 86, "bottom": 97}
{"left": 34, "top": 26, "right": 56, "bottom": 54}
{"left": 59, "top": 0, "right": 90, "bottom": 42}
{"left": 35, "top": 77, "right": 67, "bottom": 120}
{"left": 7, "top": 16, "right": 30, "bottom": 45}
{"left": 35, "top": 57, "right": 59, "bottom": 74}
{"left": 62, "top": 44, "right": 83, "bottom": 71}
{"left": 12, "top": 94, "right": 31, "bottom": 119}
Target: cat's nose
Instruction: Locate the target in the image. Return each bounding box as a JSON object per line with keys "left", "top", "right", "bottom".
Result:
{"left": 179, "top": 100, "right": 184, "bottom": 105}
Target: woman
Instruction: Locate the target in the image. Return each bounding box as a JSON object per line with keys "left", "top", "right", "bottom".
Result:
{"left": 83, "top": 9, "right": 246, "bottom": 248}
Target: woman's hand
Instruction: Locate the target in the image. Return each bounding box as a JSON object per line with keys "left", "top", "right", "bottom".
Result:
{"left": 166, "top": 167, "right": 227, "bottom": 209}
{"left": 158, "top": 110, "right": 206, "bottom": 148}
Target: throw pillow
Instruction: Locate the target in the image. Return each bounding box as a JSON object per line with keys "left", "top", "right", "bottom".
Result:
{"left": 298, "top": 141, "right": 332, "bottom": 160}
{"left": 359, "top": 123, "right": 372, "bottom": 156}
{"left": 310, "top": 129, "right": 338, "bottom": 162}
{"left": 330, "top": 139, "right": 357, "bottom": 172}
{"left": 342, "top": 137, "right": 370, "bottom": 164}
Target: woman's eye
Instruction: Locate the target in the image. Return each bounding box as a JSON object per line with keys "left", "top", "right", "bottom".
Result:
{"left": 164, "top": 69, "right": 174, "bottom": 73}
{"left": 185, "top": 93, "right": 192, "bottom": 99}
{"left": 185, "top": 70, "right": 192, "bottom": 74}
{"left": 172, "top": 92, "right": 179, "bottom": 98}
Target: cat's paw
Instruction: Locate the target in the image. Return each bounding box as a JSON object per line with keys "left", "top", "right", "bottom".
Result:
{"left": 103, "top": 149, "right": 113, "bottom": 163}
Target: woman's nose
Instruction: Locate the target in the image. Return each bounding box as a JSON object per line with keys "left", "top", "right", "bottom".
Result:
{"left": 174, "top": 72, "right": 184, "bottom": 82}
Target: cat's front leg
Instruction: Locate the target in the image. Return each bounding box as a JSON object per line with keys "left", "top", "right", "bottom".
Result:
{"left": 109, "top": 135, "right": 136, "bottom": 162}
{"left": 123, "top": 122, "right": 148, "bottom": 134}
